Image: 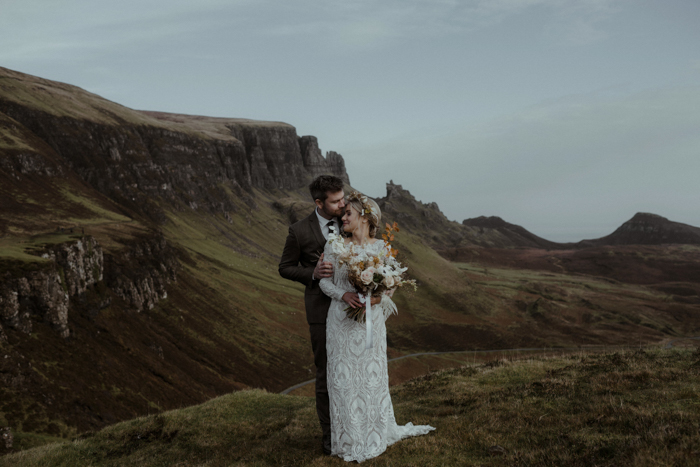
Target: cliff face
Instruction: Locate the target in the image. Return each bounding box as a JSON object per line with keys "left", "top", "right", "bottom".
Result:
{"left": 0, "top": 234, "right": 176, "bottom": 340}
{"left": 103, "top": 235, "right": 179, "bottom": 313}
{"left": 376, "top": 181, "right": 466, "bottom": 248}
{"left": 0, "top": 237, "right": 102, "bottom": 339}
{"left": 0, "top": 67, "right": 349, "bottom": 226}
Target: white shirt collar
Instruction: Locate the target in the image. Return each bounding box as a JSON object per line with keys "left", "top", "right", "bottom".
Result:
{"left": 315, "top": 207, "right": 337, "bottom": 239}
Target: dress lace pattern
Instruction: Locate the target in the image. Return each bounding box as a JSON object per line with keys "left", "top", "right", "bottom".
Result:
{"left": 320, "top": 239, "right": 435, "bottom": 463}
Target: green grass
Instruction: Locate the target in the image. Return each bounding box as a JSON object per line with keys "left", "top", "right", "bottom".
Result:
{"left": 57, "top": 186, "right": 133, "bottom": 224}
{"left": 0, "top": 232, "right": 90, "bottom": 262}
{"left": 4, "top": 347, "right": 699, "bottom": 466}
{"left": 0, "top": 116, "right": 35, "bottom": 151}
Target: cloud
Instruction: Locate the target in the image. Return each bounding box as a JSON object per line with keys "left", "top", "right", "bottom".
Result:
{"left": 0, "top": 0, "right": 251, "bottom": 62}
{"left": 0, "top": 0, "right": 624, "bottom": 62}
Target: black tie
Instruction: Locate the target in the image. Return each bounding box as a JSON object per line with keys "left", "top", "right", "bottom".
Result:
{"left": 326, "top": 220, "right": 335, "bottom": 236}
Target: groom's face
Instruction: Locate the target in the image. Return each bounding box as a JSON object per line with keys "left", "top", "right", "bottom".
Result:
{"left": 316, "top": 190, "right": 345, "bottom": 218}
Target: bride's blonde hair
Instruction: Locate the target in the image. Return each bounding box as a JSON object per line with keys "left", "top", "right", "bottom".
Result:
{"left": 346, "top": 191, "right": 381, "bottom": 238}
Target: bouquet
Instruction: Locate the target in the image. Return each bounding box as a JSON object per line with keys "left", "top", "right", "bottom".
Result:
{"left": 328, "top": 222, "right": 416, "bottom": 323}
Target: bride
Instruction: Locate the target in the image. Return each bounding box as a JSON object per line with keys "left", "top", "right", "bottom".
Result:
{"left": 319, "top": 191, "right": 435, "bottom": 462}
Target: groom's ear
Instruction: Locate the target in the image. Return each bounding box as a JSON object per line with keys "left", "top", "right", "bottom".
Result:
{"left": 314, "top": 198, "right": 323, "bottom": 210}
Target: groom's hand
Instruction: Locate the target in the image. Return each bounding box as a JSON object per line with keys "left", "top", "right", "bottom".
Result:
{"left": 313, "top": 253, "right": 333, "bottom": 279}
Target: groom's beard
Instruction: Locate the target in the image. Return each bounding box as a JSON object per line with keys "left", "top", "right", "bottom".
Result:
{"left": 321, "top": 207, "right": 344, "bottom": 219}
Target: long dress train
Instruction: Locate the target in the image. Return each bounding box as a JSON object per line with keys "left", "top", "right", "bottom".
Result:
{"left": 319, "top": 239, "right": 435, "bottom": 463}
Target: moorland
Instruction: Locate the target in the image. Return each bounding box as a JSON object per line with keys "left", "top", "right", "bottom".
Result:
{"left": 1, "top": 66, "right": 699, "bottom": 462}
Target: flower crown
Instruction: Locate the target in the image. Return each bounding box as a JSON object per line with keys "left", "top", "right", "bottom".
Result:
{"left": 347, "top": 191, "right": 376, "bottom": 218}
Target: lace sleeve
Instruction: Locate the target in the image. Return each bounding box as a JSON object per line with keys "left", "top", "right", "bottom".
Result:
{"left": 319, "top": 242, "right": 347, "bottom": 302}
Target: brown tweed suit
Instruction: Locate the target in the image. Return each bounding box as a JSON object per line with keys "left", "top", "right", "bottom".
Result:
{"left": 278, "top": 211, "right": 338, "bottom": 437}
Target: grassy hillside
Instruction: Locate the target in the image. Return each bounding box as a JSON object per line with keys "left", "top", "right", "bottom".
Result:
{"left": 2, "top": 66, "right": 700, "bottom": 456}
{"left": 3, "top": 346, "right": 699, "bottom": 466}
{"left": 3, "top": 168, "right": 700, "bottom": 448}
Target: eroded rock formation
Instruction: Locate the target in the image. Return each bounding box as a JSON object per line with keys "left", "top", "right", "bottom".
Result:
{"left": 0, "top": 234, "right": 178, "bottom": 337}
{"left": 103, "top": 235, "right": 179, "bottom": 312}
{"left": 0, "top": 237, "right": 102, "bottom": 338}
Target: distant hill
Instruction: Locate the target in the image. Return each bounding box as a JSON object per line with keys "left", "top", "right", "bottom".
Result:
{"left": 462, "top": 216, "right": 568, "bottom": 250}
{"left": 376, "top": 182, "right": 569, "bottom": 250}
{"left": 579, "top": 212, "right": 700, "bottom": 247}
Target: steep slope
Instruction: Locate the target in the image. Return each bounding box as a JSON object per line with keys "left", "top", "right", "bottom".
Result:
{"left": 0, "top": 66, "right": 346, "bottom": 229}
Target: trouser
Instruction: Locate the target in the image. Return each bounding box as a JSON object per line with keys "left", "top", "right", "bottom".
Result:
{"left": 309, "top": 324, "right": 330, "bottom": 435}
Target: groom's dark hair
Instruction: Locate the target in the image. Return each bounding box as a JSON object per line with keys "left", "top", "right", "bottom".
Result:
{"left": 309, "top": 175, "right": 344, "bottom": 203}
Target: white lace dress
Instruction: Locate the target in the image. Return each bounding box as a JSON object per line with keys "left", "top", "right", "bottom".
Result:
{"left": 319, "top": 239, "right": 435, "bottom": 463}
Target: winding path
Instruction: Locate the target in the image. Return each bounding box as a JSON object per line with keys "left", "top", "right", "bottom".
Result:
{"left": 280, "top": 337, "right": 700, "bottom": 395}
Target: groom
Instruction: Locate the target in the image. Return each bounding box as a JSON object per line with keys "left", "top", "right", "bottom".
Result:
{"left": 278, "top": 174, "right": 345, "bottom": 455}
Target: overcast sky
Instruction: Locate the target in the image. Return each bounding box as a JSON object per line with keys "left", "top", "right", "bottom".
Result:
{"left": 2, "top": 0, "right": 699, "bottom": 241}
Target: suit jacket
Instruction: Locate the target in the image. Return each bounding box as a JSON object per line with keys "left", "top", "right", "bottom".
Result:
{"left": 279, "top": 211, "right": 339, "bottom": 324}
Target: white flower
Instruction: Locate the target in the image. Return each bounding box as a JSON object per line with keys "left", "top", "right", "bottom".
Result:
{"left": 383, "top": 275, "right": 396, "bottom": 288}
{"left": 360, "top": 267, "right": 376, "bottom": 285}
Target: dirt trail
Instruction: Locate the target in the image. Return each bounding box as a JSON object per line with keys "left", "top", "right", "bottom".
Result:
{"left": 280, "top": 341, "right": 698, "bottom": 395}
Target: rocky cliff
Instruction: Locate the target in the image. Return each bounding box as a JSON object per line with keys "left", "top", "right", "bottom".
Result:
{"left": 0, "top": 237, "right": 102, "bottom": 339}
{"left": 0, "top": 234, "right": 177, "bottom": 341}
{"left": 0, "top": 67, "right": 349, "bottom": 226}
{"left": 103, "top": 234, "right": 179, "bottom": 313}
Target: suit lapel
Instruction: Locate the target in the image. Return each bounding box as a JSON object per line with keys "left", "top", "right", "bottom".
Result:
{"left": 308, "top": 211, "right": 325, "bottom": 249}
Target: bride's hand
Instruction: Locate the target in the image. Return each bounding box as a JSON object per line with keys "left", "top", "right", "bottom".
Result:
{"left": 342, "top": 292, "right": 364, "bottom": 308}
{"left": 370, "top": 296, "right": 381, "bottom": 306}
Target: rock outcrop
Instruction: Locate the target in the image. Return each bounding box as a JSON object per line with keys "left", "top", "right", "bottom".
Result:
{"left": 377, "top": 181, "right": 566, "bottom": 250}
{"left": 103, "top": 235, "right": 179, "bottom": 312}
{"left": 0, "top": 237, "right": 102, "bottom": 338}
{"left": 0, "top": 234, "right": 177, "bottom": 337}
{"left": 41, "top": 236, "right": 104, "bottom": 296}
{"left": 299, "top": 136, "right": 349, "bottom": 183}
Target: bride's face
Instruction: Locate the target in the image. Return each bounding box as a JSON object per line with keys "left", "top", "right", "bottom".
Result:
{"left": 342, "top": 205, "right": 364, "bottom": 233}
